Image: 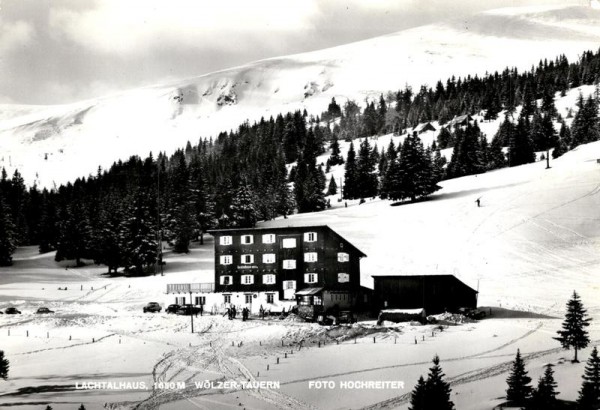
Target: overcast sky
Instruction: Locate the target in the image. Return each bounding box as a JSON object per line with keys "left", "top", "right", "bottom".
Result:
{"left": 0, "top": 0, "right": 578, "bottom": 105}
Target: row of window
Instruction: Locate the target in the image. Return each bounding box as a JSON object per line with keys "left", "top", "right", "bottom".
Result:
{"left": 219, "top": 232, "right": 318, "bottom": 246}
{"left": 219, "top": 252, "right": 350, "bottom": 265}
{"left": 219, "top": 273, "right": 350, "bottom": 285}
{"left": 222, "top": 293, "right": 275, "bottom": 304}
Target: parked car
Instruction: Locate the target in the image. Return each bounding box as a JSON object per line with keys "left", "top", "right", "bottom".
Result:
{"left": 337, "top": 311, "right": 357, "bottom": 324}
{"left": 458, "top": 307, "right": 486, "bottom": 320}
{"left": 5, "top": 307, "right": 21, "bottom": 314}
{"left": 166, "top": 304, "right": 181, "bottom": 314}
{"left": 35, "top": 307, "right": 54, "bottom": 314}
{"left": 143, "top": 302, "right": 162, "bottom": 313}
{"left": 176, "top": 304, "right": 202, "bottom": 316}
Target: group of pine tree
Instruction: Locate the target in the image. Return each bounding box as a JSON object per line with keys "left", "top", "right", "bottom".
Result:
{"left": 504, "top": 291, "right": 598, "bottom": 410}
{"left": 408, "top": 291, "right": 599, "bottom": 410}
{"left": 1, "top": 48, "right": 600, "bottom": 268}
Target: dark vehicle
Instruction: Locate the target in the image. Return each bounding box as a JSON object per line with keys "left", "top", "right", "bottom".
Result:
{"left": 459, "top": 307, "right": 486, "bottom": 320}
{"left": 35, "top": 307, "right": 54, "bottom": 314}
{"left": 143, "top": 302, "right": 162, "bottom": 313}
{"left": 166, "top": 304, "right": 181, "bottom": 314}
{"left": 337, "top": 311, "right": 357, "bottom": 324}
{"left": 5, "top": 307, "right": 21, "bottom": 314}
{"left": 176, "top": 304, "right": 202, "bottom": 316}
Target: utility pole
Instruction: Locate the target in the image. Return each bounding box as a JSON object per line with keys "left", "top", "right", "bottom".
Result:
{"left": 189, "top": 289, "right": 194, "bottom": 334}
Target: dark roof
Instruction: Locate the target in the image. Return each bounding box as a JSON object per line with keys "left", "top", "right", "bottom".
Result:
{"left": 372, "top": 274, "right": 477, "bottom": 293}
{"left": 209, "top": 225, "right": 367, "bottom": 257}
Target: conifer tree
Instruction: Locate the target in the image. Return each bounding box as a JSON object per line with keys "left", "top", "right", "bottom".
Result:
{"left": 230, "top": 184, "right": 258, "bottom": 228}
{"left": 577, "top": 346, "right": 600, "bottom": 410}
{"left": 343, "top": 142, "right": 358, "bottom": 199}
{"left": 0, "top": 350, "right": 9, "bottom": 380}
{"left": 554, "top": 290, "right": 591, "bottom": 362}
{"left": 328, "top": 136, "right": 344, "bottom": 166}
{"left": 424, "top": 355, "right": 455, "bottom": 410}
{"left": 0, "top": 193, "right": 17, "bottom": 266}
{"left": 509, "top": 114, "right": 536, "bottom": 167}
{"left": 408, "top": 376, "right": 427, "bottom": 410}
{"left": 122, "top": 191, "right": 157, "bottom": 275}
{"left": 326, "top": 176, "right": 338, "bottom": 196}
{"left": 506, "top": 349, "right": 533, "bottom": 405}
{"left": 527, "top": 365, "right": 559, "bottom": 410}
{"left": 93, "top": 196, "right": 125, "bottom": 274}
{"left": 54, "top": 200, "right": 93, "bottom": 267}
{"left": 356, "top": 138, "right": 378, "bottom": 198}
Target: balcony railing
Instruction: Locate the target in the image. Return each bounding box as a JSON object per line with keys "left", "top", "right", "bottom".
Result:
{"left": 166, "top": 283, "right": 215, "bottom": 294}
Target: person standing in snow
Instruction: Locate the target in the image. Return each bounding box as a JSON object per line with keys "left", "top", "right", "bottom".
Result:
{"left": 476, "top": 198, "right": 481, "bottom": 207}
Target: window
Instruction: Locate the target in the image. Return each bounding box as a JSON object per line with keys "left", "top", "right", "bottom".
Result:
{"left": 245, "top": 294, "right": 253, "bottom": 304}
{"left": 266, "top": 293, "right": 274, "bottom": 304}
{"left": 283, "top": 259, "right": 296, "bottom": 269}
{"left": 283, "top": 280, "right": 296, "bottom": 290}
{"left": 337, "top": 252, "right": 350, "bottom": 262}
{"left": 195, "top": 296, "right": 206, "bottom": 305}
{"left": 304, "top": 252, "right": 318, "bottom": 262}
{"left": 262, "top": 234, "right": 276, "bottom": 244}
{"left": 220, "top": 255, "right": 233, "bottom": 265}
{"left": 314, "top": 295, "right": 322, "bottom": 305}
{"left": 304, "top": 232, "right": 317, "bottom": 242}
{"left": 175, "top": 296, "right": 186, "bottom": 305}
{"left": 241, "top": 254, "right": 254, "bottom": 264}
{"left": 304, "top": 273, "right": 318, "bottom": 284}
{"left": 263, "top": 274, "right": 276, "bottom": 284}
{"left": 282, "top": 238, "right": 296, "bottom": 248}
{"left": 219, "top": 236, "right": 232, "bottom": 245}
{"left": 223, "top": 294, "right": 231, "bottom": 304}
{"left": 220, "top": 275, "right": 233, "bottom": 285}
{"left": 338, "top": 273, "right": 349, "bottom": 283}
{"left": 241, "top": 235, "right": 254, "bottom": 245}
{"left": 262, "top": 253, "right": 276, "bottom": 264}
{"left": 241, "top": 275, "right": 254, "bottom": 285}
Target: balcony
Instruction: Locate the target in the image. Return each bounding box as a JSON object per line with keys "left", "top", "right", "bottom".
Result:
{"left": 166, "top": 283, "right": 215, "bottom": 294}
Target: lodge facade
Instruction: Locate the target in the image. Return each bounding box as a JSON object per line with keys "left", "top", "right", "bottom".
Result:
{"left": 165, "top": 225, "right": 366, "bottom": 315}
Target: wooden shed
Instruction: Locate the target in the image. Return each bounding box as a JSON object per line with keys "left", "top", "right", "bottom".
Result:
{"left": 372, "top": 275, "right": 477, "bottom": 315}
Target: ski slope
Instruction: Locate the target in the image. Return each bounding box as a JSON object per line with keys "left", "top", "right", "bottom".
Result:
{"left": 2, "top": 4, "right": 600, "bottom": 187}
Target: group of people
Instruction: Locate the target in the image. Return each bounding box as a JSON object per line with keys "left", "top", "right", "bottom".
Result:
{"left": 223, "top": 305, "right": 251, "bottom": 321}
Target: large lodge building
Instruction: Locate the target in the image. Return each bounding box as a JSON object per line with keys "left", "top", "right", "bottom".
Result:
{"left": 166, "top": 225, "right": 367, "bottom": 315}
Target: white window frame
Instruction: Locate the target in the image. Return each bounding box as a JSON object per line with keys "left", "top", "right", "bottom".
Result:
{"left": 304, "top": 273, "right": 318, "bottom": 284}
{"left": 304, "top": 252, "right": 318, "bottom": 262}
{"left": 304, "top": 232, "right": 317, "bottom": 242}
{"left": 220, "top": 275, "right": 233, "bottom": 285}
{"left": 241, "top": 254, "right": 254, "bottom": 264}
{"left": 338, "top": 273, "right": 349, "bottom": 283}
{"left": 262, "top": 253, "right": 276, "bottom": 264}
{"left": 282, "top": 238, "right": 297, "bottom": 248}
{"left": 337, "top": 252, "right": 350, "bottom": 262}
{"left": 245, "top": 294, "right": 253, "bottom": 304}
{"left": 262, "top": 234, "right": 276, "bottom": 244}
{"left": 223, "top": 294, "right": 231, "bottom": 304}
{"left": 263, "top": 274, "right": 276, "bottom": 285}
{"left": 241, "top": 235, "right": 254, "bottom": 245}
{"left": 219, "top": 236, "right": 232, "bottom": 245}
{"left": 220, "top": 255, "right": 233, "bottom": 265}
{"left": 195, "top": 296, "right": 206, "bottom": 305}
{"left": 283, "top": 280, "right": 296, "bottom": 290}
{"left": 283, "top": 259, "right": 297, "bottom": 270}
{"left": 266, "top": 293, "right": 275, "bottom": 304}
{"left": 241, "top": 275, "right": 254, "bottom": 285}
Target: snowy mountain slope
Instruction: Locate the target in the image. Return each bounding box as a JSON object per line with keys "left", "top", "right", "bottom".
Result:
{"left": 2, "top": 4, "right": 600, "bottom": 187}
{"left": 267, "top": 139, "right": 600, "bottom": 316}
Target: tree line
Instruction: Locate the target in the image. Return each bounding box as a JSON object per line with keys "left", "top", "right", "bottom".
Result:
{"left": 1, "top": 47, "right": 600, "bottom": 268}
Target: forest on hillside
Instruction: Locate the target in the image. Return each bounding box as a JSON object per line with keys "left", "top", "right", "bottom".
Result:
{"left": 1, "top": 48, "right": 599, "bottom": 271}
